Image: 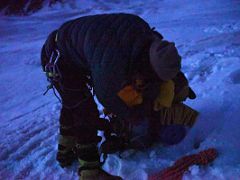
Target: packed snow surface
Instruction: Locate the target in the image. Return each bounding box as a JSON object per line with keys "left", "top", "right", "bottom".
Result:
{"left": 0, "top": 0, "right": 240, "bottom": 179}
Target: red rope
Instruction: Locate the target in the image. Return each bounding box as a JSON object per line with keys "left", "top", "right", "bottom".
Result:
{"left": 148, "top": 148, "right": 218, "bottom": 180}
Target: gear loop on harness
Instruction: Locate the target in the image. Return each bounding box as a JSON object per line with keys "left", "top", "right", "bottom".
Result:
{"left": 43, "top": 31, "right": 95, "bottom": 110}
{"left": 44, "top": 48, "right": 61, "bottom": 82}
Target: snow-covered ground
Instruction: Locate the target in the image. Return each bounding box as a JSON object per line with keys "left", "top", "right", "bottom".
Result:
{"left": 0, "top": 0, "right": 240, "bottom": 179}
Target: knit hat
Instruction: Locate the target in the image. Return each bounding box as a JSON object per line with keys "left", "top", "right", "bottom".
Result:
{"left": 149, "top": 39, "right": 181, "bottom": 81}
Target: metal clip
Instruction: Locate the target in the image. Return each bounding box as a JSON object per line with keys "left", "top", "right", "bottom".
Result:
{"left": 44, "top": 49, "right": 61, "bottom": 81}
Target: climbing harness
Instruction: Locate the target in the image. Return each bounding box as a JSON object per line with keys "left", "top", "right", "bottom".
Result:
{"left": 45, "top": 49, "right": 61, "bottom": 81}
{"left": 43, "top": 32, "right": 93, "bottom": 109}
{"left": 43, "top": 48, "right": 63, "bottom": 104}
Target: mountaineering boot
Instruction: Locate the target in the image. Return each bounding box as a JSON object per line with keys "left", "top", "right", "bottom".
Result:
{"left": 56, "top": 135, "right": 77, "bottom": 167}
{"left": 74, "top": 143, "right": 122, "bottom": 180}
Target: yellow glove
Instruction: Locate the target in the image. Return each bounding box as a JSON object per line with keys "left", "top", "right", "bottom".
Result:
{"left": 153, "top": 80, "right": 175, "bottom": 111}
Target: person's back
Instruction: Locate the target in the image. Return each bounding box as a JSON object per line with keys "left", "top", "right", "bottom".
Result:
{"left": 44, "top": 13, "right": 156, "bottom": 117}
{"left": 41, "top": 13, "right": 196, "bottom": 180}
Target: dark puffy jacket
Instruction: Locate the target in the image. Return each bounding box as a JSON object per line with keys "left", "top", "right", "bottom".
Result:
{"left": 42, "top": 13, "right": 160, "bottom": 118}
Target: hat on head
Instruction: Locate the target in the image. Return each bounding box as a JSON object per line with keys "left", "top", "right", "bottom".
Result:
{"left": 149, "top": 39, "right": 181, "bottom": 81}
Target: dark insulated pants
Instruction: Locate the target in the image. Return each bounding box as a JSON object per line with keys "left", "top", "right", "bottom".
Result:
{"left": 49, "top": 59, "right": 101, "bottom": 144}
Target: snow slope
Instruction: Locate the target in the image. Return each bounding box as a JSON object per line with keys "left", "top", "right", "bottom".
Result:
{"left": 0, "top": 0, "right": 240, "bottom": 179}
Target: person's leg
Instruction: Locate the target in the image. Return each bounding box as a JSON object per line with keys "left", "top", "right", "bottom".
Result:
{"left": 56, "top": 107, "right": 77, "bottom": 167}
{"left": 52, "top": 71, "right": 101, "bottom": 167}
{"left": 54, "top": 73, "right": 121, "bottom": 179}
{"left": 41, "top": 40, "right": 121, "bottom": 179}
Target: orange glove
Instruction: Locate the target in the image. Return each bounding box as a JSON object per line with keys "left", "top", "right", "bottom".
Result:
{"left": 117, "top": 85, "right": 143, "bottom": 107}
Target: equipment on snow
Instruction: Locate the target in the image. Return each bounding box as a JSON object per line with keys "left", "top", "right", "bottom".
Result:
{"left": 100, "top": 103, "right": 198, "bottom": 154}
{"left": 148, "top": 148, "right": 218, "bottom": 180}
